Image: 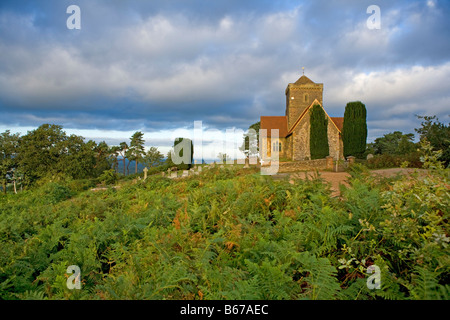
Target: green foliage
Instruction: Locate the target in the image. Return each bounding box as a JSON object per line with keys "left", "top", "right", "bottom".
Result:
{"left": 415, "top": 115, "right": 450, "bottom": 167}
{"left": 41, "top": 183, "right": 74, "bottom": 204}
{"left": 126, "top": 131, "right": 146, "bottom": 174}
{"left": 309, "top": 104, "right": 329, "bottom": 160}
{"left": 343, "top": 101, "right": 368, "bottom": 158}
{"left": 418, "top": 138, "right": 445, "bottom": 170}
{"left": 97, "top": 169, "right": 119, "bottom": 186}
{"left": 13, "top": 124, "right": 110, "bottom": 185}
{"left": 0, "top": 161, "right": 448, "bottom": 300}
{"left": 143, "top": 146, "right": 164, "bottom": 168}
{"left": 408, "top": 267, "right": 449, "bottom": 300}
{"left": 0, "top": 130, "right": 20, "bottom": 194}
{"left": 372, "top": 131, "right": 416, "bottom": 155}
{"left": 297, "top": 252, "right": 341, "bottom": 299}
{"left": 366, "top": 152, "right": 422, "bottom": 169}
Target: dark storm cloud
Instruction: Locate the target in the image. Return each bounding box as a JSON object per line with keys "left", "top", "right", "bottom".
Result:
{"left": 0, "top": 0, "right": 449, "bottom": 142}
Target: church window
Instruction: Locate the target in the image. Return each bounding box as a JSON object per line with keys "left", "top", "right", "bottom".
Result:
{"left": 304, "top": 94, "right": 309, "bottom": 103}
{"left": 273, "top": 141, "right": 282, "bottom": 152}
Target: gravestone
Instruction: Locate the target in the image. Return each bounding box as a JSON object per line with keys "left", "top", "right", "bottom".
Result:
{"left": 143, "top": 167, "right": 148, "bottom": 180}
{"left": 367, "top": 153, "right": 374, "bottom": 160}
{"left": 182, "top": 170, "right": 189, "bottom": 177}
{"left": 244, "top": 157, "right": 249, "bottom": 168}
{"left": 170, "top": 172, "right": 177, "bottom": 179}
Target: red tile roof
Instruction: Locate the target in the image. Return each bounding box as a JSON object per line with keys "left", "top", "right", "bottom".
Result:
{"left": 330, "top": 117, "right": 344, "bottom": 132}
{"left": 260, "top": 116, "right": 289, "bottom": 137}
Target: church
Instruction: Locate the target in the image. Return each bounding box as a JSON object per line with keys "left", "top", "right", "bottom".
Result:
{"left": 260, "top": 73, "right": 344, "bottom": 161}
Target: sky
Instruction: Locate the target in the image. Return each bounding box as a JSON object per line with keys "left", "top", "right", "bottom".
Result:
{"left": 0, "top": 0, "right": 449, "bottom": 159}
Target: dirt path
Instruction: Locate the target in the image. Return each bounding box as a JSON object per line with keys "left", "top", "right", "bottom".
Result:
{"left": 286, "top": 168, "right": 426, "bottom": 197}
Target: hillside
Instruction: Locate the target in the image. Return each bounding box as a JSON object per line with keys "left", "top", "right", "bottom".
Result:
{"left": 0, "top": 164, "right": 448, "bottom": 300}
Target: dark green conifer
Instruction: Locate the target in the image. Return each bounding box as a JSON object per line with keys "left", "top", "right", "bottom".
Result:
{"left": 310, "top": 104, "right": 329, "bottom": 159}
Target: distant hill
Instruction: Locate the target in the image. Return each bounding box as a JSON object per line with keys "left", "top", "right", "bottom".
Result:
{"left": 114, "top": 158, "right": 219, "bottom": 175}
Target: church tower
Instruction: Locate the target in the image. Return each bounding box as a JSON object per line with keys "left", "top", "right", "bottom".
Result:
{"left": 285, "top": 74, "right": 323, "bottom": 130}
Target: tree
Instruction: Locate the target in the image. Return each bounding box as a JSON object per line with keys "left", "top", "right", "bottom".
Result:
{"left": 0, "top": 130, "right": 20, "bottom": 194}
{"left": 93, "top": 141, "right": 110, "bottom": 171}
{"left": 14, "top": 124, "right": 112, "bottom": 183}
{"left": 127, "top": 131, "right": 146, "bottom": 174}
{"left": 109, "top": 145, "right": 121, "bottom": 173}
{"left": 309, "top": 104, "right": 329, "bottom": 159}
{"left": 165, "top": 150, "right": 175, "bottom": 168}
{"left": 173, "top": 137, "right": 193, "bottom": 170}
{"left": 373, "top": 131, "right": 416, "bottom": 155}
{"left": 61, "top": 136, "right": 97, "bottom": 179}
{"left": 343, "top": 101, "right": 367, "bottom": 158}
{"left": 217, "top": 152, "right": 231, "bottom": 163}
{"left": 143, "top": 147, "right": 164, "bottom": 168}
{"left": 239, "top": 121, "right": 260, "bottom": 160}
{"left": 415, "top": 115, "right": 450, "bottom": 167}
{"left": 118, "top": 142, "right": 129, "bottom": 176}
{"left": 16, "top": 124, "right": 69, "bottom": 183}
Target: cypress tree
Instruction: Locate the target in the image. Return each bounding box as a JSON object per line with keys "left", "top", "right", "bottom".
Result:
{"left": 309, "top": 104, "right": 329, "bottom": 159}
{"left": 343, "top": 101, "right": 367, "bottom": 158}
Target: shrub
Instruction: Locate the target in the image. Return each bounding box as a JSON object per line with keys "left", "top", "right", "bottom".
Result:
{"left": 40, "top": 183, "right": 73, "bottom": 204}
{"left": 97, "top": 169, "right": 119, "bottom": 186}
{"left": 66, "top": 179, "right": 96, "bottom": 192}
{"left": 365, "top": 152, "right": 422, "bottom": 169}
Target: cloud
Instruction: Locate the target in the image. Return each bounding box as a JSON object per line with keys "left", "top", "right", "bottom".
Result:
{"left": 0, "top": 0, "right": 449, "bottom": 146}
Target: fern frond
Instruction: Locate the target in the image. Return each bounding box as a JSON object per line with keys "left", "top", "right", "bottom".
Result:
{"left": 409, "top": 266, "right": 448, "bottom": 300}
{"left": 297, "top": 252, "right": 341, "bottom": 300}
{"left": 16, "top": 290, "right": 47, "bottom": 300}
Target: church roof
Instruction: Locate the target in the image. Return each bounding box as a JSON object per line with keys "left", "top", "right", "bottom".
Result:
{"left": 294, "top": 75, "right": 315, "bottom": 85}
{"left": 260, "top": 116, "right": 289, "bottom": 137}
{"left": 286, "top": 99, "right": 343, "bottom": 135}
{"left": 330, "top": 117, "right": 344, "bottom": 132}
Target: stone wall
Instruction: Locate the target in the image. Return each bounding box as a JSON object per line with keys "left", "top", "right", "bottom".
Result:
{"left": 277, "top": 159, "right": 329, "bottom": 173}
{"left": 284, "top": 135, "right": 293, "bottom": 160}
{"left": 327, "top": 119, "right": 344, "bottom": 160}
{"left": 292, "top": 111, "right": 311, "bottom": 160}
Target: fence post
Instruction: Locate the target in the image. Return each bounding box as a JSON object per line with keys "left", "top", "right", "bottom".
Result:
{"left": 326, "top": 156, "right": 334, "bottom": 170}
{"left": 347, "top": 156, "right": 355, "bottom": 167}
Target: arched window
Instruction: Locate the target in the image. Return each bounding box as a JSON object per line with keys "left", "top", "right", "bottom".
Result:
{"left": 273, "top": 141, "right": 282, "bottom": 152}
{"left": 304, "top": 93, "right": 309, "bottom": 103}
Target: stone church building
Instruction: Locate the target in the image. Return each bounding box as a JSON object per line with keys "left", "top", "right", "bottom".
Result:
{"left": 260, "top": 74, "right": 344, "bottom": 161}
